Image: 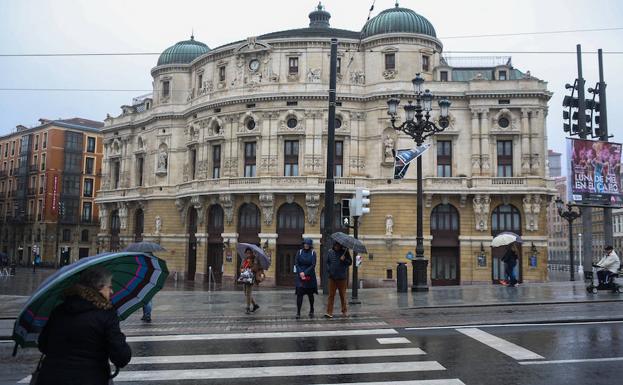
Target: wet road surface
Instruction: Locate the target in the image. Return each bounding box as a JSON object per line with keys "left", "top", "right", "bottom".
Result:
{"left": 4, "top": 320, "right": 623, "bottom": 385}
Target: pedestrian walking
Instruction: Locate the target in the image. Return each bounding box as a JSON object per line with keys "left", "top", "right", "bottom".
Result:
{"left": 501, "top": 243, "right": 519, "bottom": 287}
{"left": 36, "top": 266, "right": 132, "bottom": 385}
{"left": 294, "top": 238, "right": 318, "bottom": 319}
{"left": 240, "top": 248, "right": 263, "bottom": 314}
{"left": 32, "top": 254, "right": 40, "bottom": 273}
{"left": 324, "top": 241, "right": 352, "bottom": 318}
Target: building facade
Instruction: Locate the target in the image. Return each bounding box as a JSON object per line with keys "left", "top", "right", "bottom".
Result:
{"left": 0, "top": 118, "right": 104, "bottom": 266}
{"left": 614, "top": 208, "right": 623, "bottom": 253}
{"left": 97, "top": 3, "right": 554, "bottom": 286}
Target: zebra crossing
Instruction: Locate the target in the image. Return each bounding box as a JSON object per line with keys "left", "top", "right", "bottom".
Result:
{"left": 18, "top": 328, "right": 467, "bottom": 384}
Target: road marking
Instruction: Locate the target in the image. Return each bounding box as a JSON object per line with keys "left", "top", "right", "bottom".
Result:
{"left": 126, "top": 328, "right": 398, "bottom": 342}
{"left": 309, "top": 381, "right": 466, "bottom": 385}
{"left": 377, "top": 337, "right": 412, "bottom": 344}
{"left": 405, "top": 320, "right": 623, "bottom": 331}
{"left": 114, "top": 361, "right": 445, "bottom": 382}
{"left": 519, "top": 357, "right": 623, "bottom": 365}
{"left": 130, "top": 347, "right": 426, "bottom": 365}
{"left": 456, "top": 328, "right": 544, "bottom": 360}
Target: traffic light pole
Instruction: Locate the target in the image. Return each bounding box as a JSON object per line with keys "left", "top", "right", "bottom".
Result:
{"left": 349, "top": 215, "right": 361, "bottom": 304}
{"left": 597, "top": 49, "right": 613, "bottom": 248}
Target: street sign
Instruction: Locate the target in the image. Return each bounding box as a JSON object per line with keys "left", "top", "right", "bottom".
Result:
{"left": 406, "top": 251, "right": 414, "bottom": 260}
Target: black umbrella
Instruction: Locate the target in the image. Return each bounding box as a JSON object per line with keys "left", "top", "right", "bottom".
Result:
{"left": 123, "top": 241, "right": 166, "bottom": 253}
{"left": 330, "top": 232, "right": 368, "bottom": 254}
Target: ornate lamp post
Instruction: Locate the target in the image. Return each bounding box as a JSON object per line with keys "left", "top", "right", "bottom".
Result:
{"left": 555, "top": 198, "right": 582, "bottom": 281}
{"left": 387, "top": 73, "right": 451, "bottom": 291}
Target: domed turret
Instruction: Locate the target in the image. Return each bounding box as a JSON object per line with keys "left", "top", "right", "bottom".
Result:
{"left": 157, "top": 35, "right": 210, "bottom": 66}
{"left": 309, "top": 2, "right": 331, "bottom": 28}
{"left": 361, "top": 2, "right": 436, "bottom": 38}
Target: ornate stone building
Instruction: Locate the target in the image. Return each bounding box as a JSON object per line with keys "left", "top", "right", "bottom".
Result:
{"left": 97, "top": 3, "right": 554, "bottom": 286}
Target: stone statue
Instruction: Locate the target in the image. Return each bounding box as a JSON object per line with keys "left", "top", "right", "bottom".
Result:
{"left": 155, "top": 216, "right": 162, "bottom": 234}
{"left": 158, "top": 149, "right": 168, "bottom": 171}
{"left": 384, "top": 135, "right": 395, "bottom": 162}
{"left": 385, "top": 214, "right": 394, "bottom": 236}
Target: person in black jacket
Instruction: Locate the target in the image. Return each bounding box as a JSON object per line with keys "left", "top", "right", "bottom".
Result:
{"left": 294, "top": 238, "right": 318, "bottom": 319}
{"left": 501, "top": 243, "right": 520, "bottom": 287}
{"left": 37, "top": 266, "right": 132, "bottom": 385}
{"left": 324, "top": 241, "right": 352, "bottom": 318}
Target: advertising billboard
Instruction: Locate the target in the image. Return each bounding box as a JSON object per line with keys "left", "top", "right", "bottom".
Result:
{"left": 567, "top": 138, "right": 622, "bottom": 207}
{"left": 393, "top": 144, "right": 431, "bottom": 179}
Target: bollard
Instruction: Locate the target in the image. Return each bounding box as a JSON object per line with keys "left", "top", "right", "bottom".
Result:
{"left": 396, "top": 262, "right": 408, "bottom": 292}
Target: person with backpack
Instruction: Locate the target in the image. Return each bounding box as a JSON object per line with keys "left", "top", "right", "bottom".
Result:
{"left": 294, "top": 238, "right": 318, "bottom": 319}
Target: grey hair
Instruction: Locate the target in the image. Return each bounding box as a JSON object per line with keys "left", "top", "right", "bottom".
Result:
{"left": 78, "top": 266, "right": 113, "bottom": 290}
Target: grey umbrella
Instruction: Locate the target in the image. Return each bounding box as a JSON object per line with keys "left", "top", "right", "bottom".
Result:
{"left": 330, "top": 232, "right": 368, "bottom": 254}
{"left": 123, "top": 241, "right": 166, "bottom": 253}
{"left": 236, "top": 243, "right": 271, "bottom": 270}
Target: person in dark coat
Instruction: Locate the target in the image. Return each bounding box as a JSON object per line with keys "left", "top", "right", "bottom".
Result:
{"left": 294, "top": 238, "right": 318, "bottom": 319}
{"left": 37, "top": 266, "right": 132, "bottom": 385}
{"left": 501, "top": 243, "right": 520, "bottom": 287}
{"left": 324, "top": 241, "right": 352, "bottom": 318}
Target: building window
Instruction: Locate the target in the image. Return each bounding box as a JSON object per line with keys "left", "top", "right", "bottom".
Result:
{"left": 498, "top": 70, "right": 507, "bottom": 80}
{"left": 497, "top": 140, "right": 513, "bottom": 177}
{"left": 3, "top": 144, "right": 7, "bottom": 157}
{"left": 422, "top": 55, "right": 430, "bottom": 72}
{"left": 212, "top": 145, "right": 221, "bottom": 179}
{"left": 385, "top": 53, "right": 395, "bottom": 71}
{"left": 246, "top": 118, "right": 256, "bottom": 130}
{"left": 498, "top": 117, "right": 510, "bottom": 129}
{"left": 82, "top": 202, "right": 92, "bottom": 222}
{"left": 287, "top": 117, "right": 298, "bottom": 129}
{"left": 39, "top": 175, "right": 44, "bottom": 194}
{"left": 43, "top": 133, "right": 47, "bottom": 149}
{"left": 197, "top": 73, "right": 203, "bottom": 91}
{"left": 34, "top": 135, "right": 39, "bottom": 150}
{"left": 284, "top": 140, "right": 299, "bottom": 176}
{"left": 437, "top": 141, "right": 452, "bottom": 177}
{"left": 244, "top": 142, "right": 256, "bottom": 177}
{"left": 33, "top": 155, "right": 38, "bottom": 170}
{"left": 137, "top": 156, "right": 144, "bottom": 186}
{"left": 219, "top": 66, "right": 226, "bottom": 82}
{"left": 83, "top": 178, "right": 94, "bottom": 197}
{"left": 9, "top": 160, "right": 13, "bottom": 176}
{"left": 11, "top": 141, "right": 15, "bottom": 156}
{"left": 335, "top": 140, "right": 344, "bottom": 177}
{"left": 162, "top": 80, "right": 170, "bottom": 98}
{"left": 86, "top": 137, "right": 96, "bottom": 153}
{"left": 440, "top": 71, "right": 448, "bottom": 82}
{"left": 41, "top": 154, "right": 46, "bottom": 171}
{"left": 288, "top": 57, "right": 299, "bottom": 74}
{"left": 81, "top": 229, "right": 89, "bottom": 242}
{"left": 62, "top": 229, "right": 71, "bottom": 242}
{"left": 112, "top": 160, "right": 120, "bottom": 189}
{"left": 85, "top": 157, "right": 94, "bottom": 175}
{"left": 190, "top": 147, "right": 197, "bottom": 180}
{"left": 37, "top": 199, "right": 43, "bottom": 221}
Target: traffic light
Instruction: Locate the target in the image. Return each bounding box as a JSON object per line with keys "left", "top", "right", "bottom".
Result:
{"left": 350, "top": 188, "right": 370, "bottom": 217}
{"left": 341, "top": 199, "right": 351, "bottom": 226}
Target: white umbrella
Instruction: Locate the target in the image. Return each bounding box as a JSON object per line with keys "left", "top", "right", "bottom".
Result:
{"left": 491, "top": 232, "right": 523, "bottom": 248}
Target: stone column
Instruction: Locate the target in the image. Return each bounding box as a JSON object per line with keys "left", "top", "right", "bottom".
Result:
{"left": 471, "top": 110, "right": 481, "bottom": 176}
{"left": 521, "top": 108, "right": 531, "bottom": 175}
{"left": 480, "top": 110, "right": 491, "bottom": 176}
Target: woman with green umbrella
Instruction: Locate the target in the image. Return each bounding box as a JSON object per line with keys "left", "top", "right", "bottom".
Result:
{"left": 36, "top": 266, "right": 131, "bottom": 385}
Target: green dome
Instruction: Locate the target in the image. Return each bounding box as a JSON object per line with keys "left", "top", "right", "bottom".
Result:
{"left": 157, "top": 36, "right": 210, "bottom": 66}
{"left": 361, "top": 3, "right": 436, "bottom": 38}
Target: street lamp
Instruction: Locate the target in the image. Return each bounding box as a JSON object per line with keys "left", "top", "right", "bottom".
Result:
{"left": 556, "top": 198, "right": 582, "bottom": 281}
{"left": 387, "top": 73, "right": 451, "bottom": 291}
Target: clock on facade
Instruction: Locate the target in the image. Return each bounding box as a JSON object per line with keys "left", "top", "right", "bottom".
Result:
{"left": 249, "top": 59, "right": 260, "bottom": 71}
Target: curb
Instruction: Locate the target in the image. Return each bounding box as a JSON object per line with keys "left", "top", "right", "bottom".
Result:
{"left": 406, "top": 298, "right": 623, "bottom": 310}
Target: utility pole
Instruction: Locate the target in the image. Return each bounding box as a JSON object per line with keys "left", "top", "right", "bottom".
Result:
{"left": 322, "top": 38, "right": 338, "bottom": 294}
{"left": 597, "top": 49, "right": 613, "bottom": 248}
{"left": 576, "top": 44, "right": 593, "bottom": 272}
{"left": 349, "top": 215, "right": 361, "bottom": 304}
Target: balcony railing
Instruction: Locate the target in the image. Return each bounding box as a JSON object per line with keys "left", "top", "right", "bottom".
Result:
{"left": 81, "top": 217, "right": 99, "bottom": 225}
{"left": 29, "top": 165, "right": 38, "bottom": 173}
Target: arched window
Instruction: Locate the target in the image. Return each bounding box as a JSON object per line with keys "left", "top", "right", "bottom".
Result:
{"left": 237, "top": 203, "right": 261, "bottom": 244}
{"left": 430, "top": 204, "right": 459, "bottom": 231}
{"left": 277, "top": 203, "right": 305, "bottom": 233}
{"left": 81, "top": 229, "right": 89, "bottom": 243}
{"left": 491, "top": 204, "right": 521, "bottom": 235}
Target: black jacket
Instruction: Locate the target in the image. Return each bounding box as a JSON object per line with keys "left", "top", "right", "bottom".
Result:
{"left": 326, "top": 248, "right": 352, "bottom": 280}
{"left": 37, "top": 284, "right": 132, "bottom": 385}
{"left": 502, "top": 248, "right": 519, "bottom": 266}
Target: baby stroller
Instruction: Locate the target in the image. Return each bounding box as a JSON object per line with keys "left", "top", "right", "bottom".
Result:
{"left": 584, "top": 265, "right": 623, "bottom": 294}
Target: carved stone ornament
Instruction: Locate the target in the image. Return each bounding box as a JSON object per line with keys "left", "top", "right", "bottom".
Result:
{"left": 349, "top": 70, "right": 365, "bottom": 85}
{"left": 471, "top": 155, "right": 481, "bottom": 171}
{"left": 523, "top": 194, "right": 542, "bottom": 231}
{"left": 522, "top": 155, "right": 532, "bottom": 173}
{"left": 191, "top": 195, "right": 205, "bottom": 225}
{"left": 424, "top": 194, "right": 433, "bottom": 208}
{"left": 473, "top": 194, "right": 491, "bottom": 231}
{"left": 286, "top": 194, "right": 295, "bottom": 204}
{"left": 305, "top": 193, "right": 320, "bottom": 225}
{"left": 383, "top": 70, "right": 397, "bottom": 80}
{"left": 259, "top": 193, "right": 274, "bottom": 225}
{"left": 385, "top": 214, "right": 394, "bottom": 236}
{"left": 383, "top": 134, "right": 395, "bottom": 163}
{"left": 460, "top": 194, "right": 468, "bottom": 208}
{"left": 117, "top": 202, "right": 128, "bottom": 230}
{"left": 304, "top": 155, "right": 322, "bottom": 174}
{"left": 306, "top": 68, "right": 321, "bottom": 83}
{"left": 175, "top": 197, "right": 189, "bottom": 224}
{"left": 99, "top": 205, "right": 109, "bottom": 231}
{"left": 155, "top": 215, "right": 162, "bottom": 234}
{"left": 219, "top": 194, "right": 235, "bottom": 225}
{"left": 481, "top": 155, "right": 491, "bottom": 170}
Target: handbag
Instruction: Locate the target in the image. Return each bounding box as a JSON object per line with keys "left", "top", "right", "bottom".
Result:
{"left": 30, "top": 355, "right": 44, "bottom": 385}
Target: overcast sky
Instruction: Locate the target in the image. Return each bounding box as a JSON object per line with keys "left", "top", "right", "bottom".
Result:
{"left": 1, "top": 0, "right": 622, "bottom": 167}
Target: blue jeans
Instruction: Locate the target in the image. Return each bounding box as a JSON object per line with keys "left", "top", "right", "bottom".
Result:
{"left": 505, "top": 263, "right": 517, "bottom": 285}
{"left": 143, "top": 300, "right": 153, "bottom": 317}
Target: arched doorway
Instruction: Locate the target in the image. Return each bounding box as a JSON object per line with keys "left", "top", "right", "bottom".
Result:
{"left": 134, "top": 209, "right": 144, "bottom": 242}
{"left": 276, "top": 203, "right": 305, "bottom": 286}
{"left": 206, "top": 204, "right": 224, "bottom": 283}
{"left": 491, "top": 204, "right": 522, "bottom": 283}
{"left": 110, "top": 210, "right": 120, "bottom": 251}
{"left": 187, "top": 207, "right": 198, "bottom": 281}
{"left": 237, "top": 203, "right": 261, "bottom": 276}
{"left": 430, "top": 204, "right": 460, "bottom": 286}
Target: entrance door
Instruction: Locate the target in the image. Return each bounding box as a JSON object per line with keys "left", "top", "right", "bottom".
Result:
{"left": 491, "top": 204, "right": 522, "bottom": 284}
{"left": 187, "top": 207, "right": 198, "bottom": 281}
{"left": 206, "top": 205, "right": 224, "bottom": 283}
{"left": 237, "top": 203, "right": 261, "bottom": 278}
{"left": 276, "top": 203, "right": 305, "bottom": 286}
{"left": 134, "top": 209, "right": 144, "bottom": 242}
{"left": 430, "top": 204, "right": 460, "bottom": 286}
{"left": 79, "top": 247, "right": 90, "bottom": 259}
